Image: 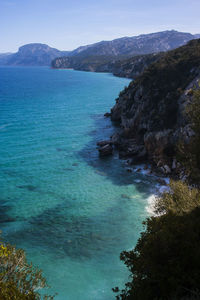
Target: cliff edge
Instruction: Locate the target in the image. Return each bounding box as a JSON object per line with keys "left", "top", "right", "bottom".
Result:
{"left": 109, "top": 39, "right": 200, "bottom": 174}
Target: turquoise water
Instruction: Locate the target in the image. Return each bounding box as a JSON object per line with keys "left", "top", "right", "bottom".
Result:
{"left": 0, "top": 67, "right": 155, "bottom": 299}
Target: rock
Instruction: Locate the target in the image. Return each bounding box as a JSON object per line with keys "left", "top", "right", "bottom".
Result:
{"left": 97, "top": 140, "right": 112, "bottom": 147}
{"left": 110, "top": 133, "right": 121, "bottom": 146}
{"left": 136, "top": 168, "right": 141, "bottom": 172}
{"left": 157, "top": 160, "right": 163, "bottom": 167}
{"left": 157, "top": 178, "right": 167, "bottom": 185}
{"left": 126, "top": 168, "right": 132, "bottom": 172}
{"left": 104, "top": 112, "right": 111, "bottom": 117}
{"left": 172, "top": 158, "right": 177, "bottom": 169}
{"left": 129, "top": 147, "right": 147, "bottom": 164}
{"left": 98, "top": 144, "right": 113, "bottom": 156}
{"left": 163, "top": 165, "right": 171, "bottom": 174}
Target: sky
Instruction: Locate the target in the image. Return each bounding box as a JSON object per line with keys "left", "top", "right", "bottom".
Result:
{"left": 0, "top": 0, "right": 200, "bottom": 53}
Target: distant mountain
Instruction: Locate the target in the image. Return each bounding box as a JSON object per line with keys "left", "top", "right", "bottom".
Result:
{"left": 52, "top": 30, "right": 200, "bottom": 76}
{"left": 68, "top": 30, "right": 199, "bottom": 57}
{"left": 0, "top": 53, "right": 13, "bottom": 65}
{"left": 1, "top": 30, "right": 199, "bottom": 67}
{"left": 0, "top": 44, "right": 69, "bottom": 66}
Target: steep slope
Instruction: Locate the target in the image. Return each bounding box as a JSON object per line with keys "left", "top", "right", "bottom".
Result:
{"left": 51, "top": 53, "right": 162, "bottom": 79}
{"left": 109, "top": 39, "right": 200, "bottom": 174}
{"left": 1, "top": 44, "right": 69, "bottom": 66}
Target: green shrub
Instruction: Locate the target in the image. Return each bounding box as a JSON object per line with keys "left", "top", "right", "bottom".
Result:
{"left": 155, "top": 180, "right": 200, "bottom": 215}
{"left": 114, "top": 207, "right": 200, "bottom": 300}
{"left": 0, "top": 240, "right": 53, "bottom": 299}
{"left": 114, "top": 181, "right": 200, "bottom": 299}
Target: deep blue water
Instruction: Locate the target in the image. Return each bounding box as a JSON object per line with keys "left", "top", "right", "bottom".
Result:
{"left": 0, "top": 67, "right": 155, "bottom": 299}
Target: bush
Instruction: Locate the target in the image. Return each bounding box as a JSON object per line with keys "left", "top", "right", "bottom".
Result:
{"left": 0, "top": 240, "right": 53, "bottom": 299}
{"left": 114, "top": 208, "right": 200, "bottom": 299}
{"left": 113, "top": 181, "right": 200, "bottom": 300}
{"left": 155, "top": 180, "right": 200, "bottom": 215}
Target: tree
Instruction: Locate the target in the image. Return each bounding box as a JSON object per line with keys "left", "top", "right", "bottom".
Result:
{"left": 113, "top": 182, "right": 200, "bottom": 300}
{"left": 0, "top": 240, "right": 53, "bottom": 299}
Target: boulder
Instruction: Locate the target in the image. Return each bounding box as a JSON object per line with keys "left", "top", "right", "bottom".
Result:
{"left": 97, "top": 140, "right": 113, "bottom": 147}
{"left": 98, "top": 144, "right": 113, "bottom": 157}
{"left": 104, "top": 112, "right": 111, "bottom": 117}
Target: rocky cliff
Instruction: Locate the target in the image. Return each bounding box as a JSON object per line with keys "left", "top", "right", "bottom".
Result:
{"left": 51, "top": 53, "right": 162, "bottom": 79}
{"left": 109, "top": 39, "right": 200, "bottom": 174}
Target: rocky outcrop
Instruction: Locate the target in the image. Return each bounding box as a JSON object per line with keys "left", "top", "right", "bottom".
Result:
{"left": 97, "top": 141, "right": 113, "bottom": 156}
{"left": 109, "top": 39, "right": 200, "bottom": 174}
{"left": 51, "top": 53, "right": 162, "bottom": 79}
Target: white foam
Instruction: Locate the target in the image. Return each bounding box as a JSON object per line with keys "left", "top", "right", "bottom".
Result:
{"left": 145, "top": 194, "right": 157, "bottom": 215}
{"left": 145, "top": 182, "right": 170, "bottom": 216}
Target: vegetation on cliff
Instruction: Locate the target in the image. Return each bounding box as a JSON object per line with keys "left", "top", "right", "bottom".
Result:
{"left": 110, "top": 39, "right": 200, "bottom": 172}
{"left": 51, "top": 53, "right": 162, "bottom": 79}
{"left": 178, "top": 89, "right": 200, "bottom": 183}
{"left": 113, "top": 45, "right": 200, "bottom": 300}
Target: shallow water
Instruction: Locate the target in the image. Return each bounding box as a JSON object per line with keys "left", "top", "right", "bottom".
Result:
{"left": 0, "top": 67, "right": 156, "bottom": 299}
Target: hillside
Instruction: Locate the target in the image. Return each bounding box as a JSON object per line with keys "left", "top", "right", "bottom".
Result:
{"left": 69, "top": 30, "right": 197, "bottom": 57}
{"left": 0, "top": 44, "right": 69, "bottom": 66}
{"left": 52, "top": 30, "right": 199, "bottom": 78}
{"left": 51, "top": 53, "right": 163, "bottom": 78}
{"left": 108, "top": 39, "right": 200, "bottom": 174}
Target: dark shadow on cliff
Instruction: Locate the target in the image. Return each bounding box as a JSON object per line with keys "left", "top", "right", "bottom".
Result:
{"left": 78, "top": 113, "right": 157, "bottom": 195}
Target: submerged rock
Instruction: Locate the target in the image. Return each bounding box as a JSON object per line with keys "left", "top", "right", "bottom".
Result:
{"left": 104, "top": 112, "right": 111, "bottom": 117}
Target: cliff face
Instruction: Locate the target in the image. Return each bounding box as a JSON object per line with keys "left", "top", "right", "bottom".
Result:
{"left": 52, "top": 53, "right": 162, "bottom": 79}
{"left": 110, "top": 39, "right": 200, "bottom": 174}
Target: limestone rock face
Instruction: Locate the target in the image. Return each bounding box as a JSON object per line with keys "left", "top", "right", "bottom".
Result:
{"left": 109, "top": 39, "right": 200, "bottom": 173}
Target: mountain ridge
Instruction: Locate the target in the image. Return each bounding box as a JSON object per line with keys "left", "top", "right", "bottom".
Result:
{"left": 0, "top": 43, "right": 69, "bottom": 66}
{"left": 1, "top": 30, "right": 199, "bottom": 67}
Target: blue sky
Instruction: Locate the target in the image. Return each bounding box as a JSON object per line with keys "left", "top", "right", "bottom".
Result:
{"left": 1, "top": 0, "right": 200, "bottom": 52}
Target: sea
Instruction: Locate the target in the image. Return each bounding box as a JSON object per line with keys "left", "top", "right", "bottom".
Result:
{"left": 0, "top": 66, "right": 157, "bottom": 299}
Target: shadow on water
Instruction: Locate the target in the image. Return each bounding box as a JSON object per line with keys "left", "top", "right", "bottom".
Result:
{"left": 78, "top": 114, "right": 155, "bottom": 195}
{"left": 0, "top": 199, "right": 15, "bottom": 224}
{"left": 4, "top": 195, "right": 137, "bottom": 261}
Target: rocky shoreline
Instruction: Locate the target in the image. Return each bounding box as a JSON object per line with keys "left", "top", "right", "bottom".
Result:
{"left": 97, "top": 39, "right": 200, "bottom": 177}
